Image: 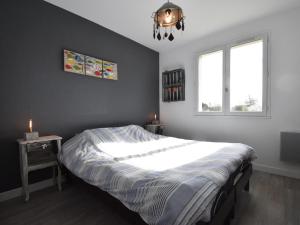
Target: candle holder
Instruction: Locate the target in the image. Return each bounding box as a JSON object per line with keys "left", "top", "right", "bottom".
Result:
{"left": 24, "top": 119, "right": 39, "bottom": 140}
{"left": 24, "top": 131, "right": 39, "bottom": 141}
{"left": 152, "top": 119, "right": 160, "bottom": 125}
{"left": 152, "top": 113, "right": 160, "bottom": 125}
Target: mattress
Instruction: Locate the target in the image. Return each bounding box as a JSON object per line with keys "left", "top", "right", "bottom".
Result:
{"left": 59, "top": 125, "right": 256, "bottom": 225}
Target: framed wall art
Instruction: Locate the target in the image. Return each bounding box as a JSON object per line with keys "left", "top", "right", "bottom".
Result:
{"left": 85, "top": 56, "right": 103, "bottom": 78}
{"left": 63, "top": 49, "right": 118, "bottom": 80}
{"left": 103, "top": 60, "right": 118, "bottom": 80}
{"left": 63, "top": 50, "right": 85, "bottom": 75}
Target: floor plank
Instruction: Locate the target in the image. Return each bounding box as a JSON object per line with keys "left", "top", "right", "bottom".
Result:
{"left": 231, "top": 171, "right": 300, "bottom": 225}
{"left": 0, "top": 171, "right": 299, "bottom": 225}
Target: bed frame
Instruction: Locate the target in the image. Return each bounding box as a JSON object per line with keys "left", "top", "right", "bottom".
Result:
{"left": 197, "top": 161, "right": 252, "bottom": 225}
{"left": 64, "top": 161, "right": 252, "bottom": 225}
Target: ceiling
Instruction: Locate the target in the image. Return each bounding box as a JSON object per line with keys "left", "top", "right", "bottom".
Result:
{"left": 44, "top": 0, "right": 300, "bottom": 53}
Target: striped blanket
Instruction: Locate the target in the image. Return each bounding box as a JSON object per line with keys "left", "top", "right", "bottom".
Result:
{"left": 60, "top": 125, "right": 256, "bottom": 225}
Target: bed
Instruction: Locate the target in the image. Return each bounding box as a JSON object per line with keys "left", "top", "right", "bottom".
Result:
{"left": 59, "top": 125, "right": 256, "bottom": 225}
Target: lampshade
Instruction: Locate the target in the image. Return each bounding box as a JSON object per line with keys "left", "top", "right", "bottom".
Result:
{"left": 152, "top": 1, "right": 185, "bottom": 41}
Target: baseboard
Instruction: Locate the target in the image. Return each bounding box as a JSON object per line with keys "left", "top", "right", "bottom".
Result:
{"left": 253, "top": 163, "right": 300, "bottom": 179}
{"left": 0, "top": 177, "right": 65, "bottom": 202}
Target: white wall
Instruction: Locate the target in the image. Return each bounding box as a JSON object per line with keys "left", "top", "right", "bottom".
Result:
{"left": 160, "top": 7, "right": 300, "bottom": 179}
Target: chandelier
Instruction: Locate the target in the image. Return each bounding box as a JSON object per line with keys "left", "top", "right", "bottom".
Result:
{"left": 152, "top": 0, "right": 185, "bottom": 41}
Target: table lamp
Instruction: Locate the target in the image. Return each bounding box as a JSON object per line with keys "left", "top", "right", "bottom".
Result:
{"left": 24, "top": 119, "right": 39, "bottom": 140}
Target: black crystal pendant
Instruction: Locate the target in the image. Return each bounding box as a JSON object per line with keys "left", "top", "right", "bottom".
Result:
{"left": 164, "top": 31, "right": 168, "bottom": 38}
{"left": 182, "top": 20, "right": 185, "bottom": 31}
{"left": 168, "top": 33, "right": 174, "bottom": 41}
{"left": 157, "top": 32, "right": 161, "bottom": 40}
{"left": 153, "top": 30, "right": 156, "bottom": 39}
{"left": 176, "top": 20, "right": 181, "bottom": 30}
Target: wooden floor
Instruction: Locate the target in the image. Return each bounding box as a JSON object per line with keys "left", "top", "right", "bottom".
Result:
{"left": 232, "top": 171, "right": 300, "bottom": 225}
{"left": 0, "top": 171, "right": 299, "bottom": 225}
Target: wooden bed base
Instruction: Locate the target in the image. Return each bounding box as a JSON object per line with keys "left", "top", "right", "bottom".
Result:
{"left": 64, "top": 162, "right": 252, "bottom": 225}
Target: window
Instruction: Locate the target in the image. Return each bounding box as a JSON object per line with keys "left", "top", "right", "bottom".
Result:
{"left": 197, "top": 36, "right": 268, "bottom": 116}
{"left": 198, "top": 50, "right": 223, "bottom": 112}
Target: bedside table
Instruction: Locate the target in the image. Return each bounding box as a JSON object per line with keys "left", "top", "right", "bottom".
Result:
{"left": 17, "top": 135, "right": 62, "bottom": 202}
{"left": 144, "top": 124, "right": 165, "bottom": 135}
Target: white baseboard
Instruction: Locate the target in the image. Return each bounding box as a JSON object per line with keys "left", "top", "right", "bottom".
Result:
{"left": 253, "top": 163, "right": 300, "bottom": 179}
{"left": 0, "top": 177, "right": 64, "bottom": 202}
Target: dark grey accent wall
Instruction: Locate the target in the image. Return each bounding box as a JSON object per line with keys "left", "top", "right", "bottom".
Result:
{"left": 0, "top": 0, "right": 159, "bottom": 192}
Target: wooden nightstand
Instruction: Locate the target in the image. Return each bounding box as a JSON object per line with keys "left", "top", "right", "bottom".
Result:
{"left": 17, "top": 135, "right": 62, "bottom": 202}
{"left": 144, "top": 124, "right": 165, "bottom": 135}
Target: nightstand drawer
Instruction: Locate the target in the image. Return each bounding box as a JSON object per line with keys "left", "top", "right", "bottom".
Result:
{"left": 26, "top": 141, "right": 54, "bottom": 153}
{"left": 27, "top": 149, "right": 57, "bottom": 166}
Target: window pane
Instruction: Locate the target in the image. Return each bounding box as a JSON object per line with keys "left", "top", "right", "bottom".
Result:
{"left": 230, "top": 40, "right": 263, "bottom": 112}
{"left": 198, "top": 50, "right": 223, "bottom": 112}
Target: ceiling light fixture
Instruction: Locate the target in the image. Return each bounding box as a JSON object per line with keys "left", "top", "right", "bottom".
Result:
{"left": 152, "top": 0, "right": 185, "bottom": 41}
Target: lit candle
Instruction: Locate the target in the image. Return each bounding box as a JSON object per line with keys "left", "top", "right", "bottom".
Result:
{"left": 29, "top": 119, "right": 32, "bottom": 133}
{"left": 154, "top": 113, "right": 157, "bottom": 120}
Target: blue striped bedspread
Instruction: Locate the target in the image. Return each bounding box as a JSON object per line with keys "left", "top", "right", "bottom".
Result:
{"left": 59, "top": 125, "right": 256, "bottom": 225}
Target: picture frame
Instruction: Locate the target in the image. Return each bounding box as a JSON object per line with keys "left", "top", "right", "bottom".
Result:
{"left": 63, "top": 50, "right": 85, "bottom": 75}
{"left": 63, "top": 49, "right": 118, "bottom": 80}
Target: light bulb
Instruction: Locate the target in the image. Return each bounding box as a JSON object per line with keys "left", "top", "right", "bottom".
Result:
{"left": 164, "top": 9, "right": 172, "bottom": 24}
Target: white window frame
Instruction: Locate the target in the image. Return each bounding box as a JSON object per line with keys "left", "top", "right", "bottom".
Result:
{"left": 195, "top": 34, "right": 269, "bottom": 117}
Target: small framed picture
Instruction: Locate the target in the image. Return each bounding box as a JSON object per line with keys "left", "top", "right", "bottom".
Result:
{"left": 102, "top": 60, "right": 118, "bottom": 80}
{"left": 63, "top": 50, "right": 85, "bottom": 75}
{"left": 85, "top": 56, "right": 103, "bottom": 78}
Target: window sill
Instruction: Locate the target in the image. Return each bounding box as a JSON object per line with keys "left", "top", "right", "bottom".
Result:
{"left": 193, "top": 112, "right": 271, "bottom": 119}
